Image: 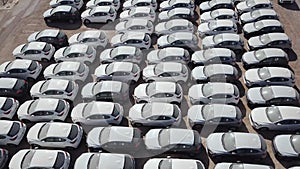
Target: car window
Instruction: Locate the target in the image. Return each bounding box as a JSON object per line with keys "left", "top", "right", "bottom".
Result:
{"left": 65, "top": 81, "right": 74, "bottom": 93}
{"left": 1, "top": 98, "right": 13, "bottom": 111}
{"left": 43, "top": 137, "right": 66, "bottom": 142}
{"left": 44, "top": 90, "right": 64, "bottom": 95}
{"left": 7, "top": 122, "right": 20, "bottom": 137}
{"left": 87, "top": 154, "right": 100, "bottom": 169}
{"left": 55, "top": 100, "right": 66, "bottom": 112}
{"left": 53, "top": 152, "right": 66, "bottom": 168}
{"left": 32, "top": 111, "right": 54, "bottom": 116}
{"left": 0, "top": 135, "right": 6, "bottom": 139}
{"left": 111, "top": 105, "right": 121, "bottom": 117}
{"left": 87, "top": 114, "right": 110, "bottom": 119}
{"left": 67, "top": 125, "right": 78, "bottom": 140}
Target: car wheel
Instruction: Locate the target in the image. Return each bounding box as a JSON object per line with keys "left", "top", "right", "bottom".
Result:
{"left": 31, "top": 144, "right": 40, "bottom": 149}
{"left": 84, "top": 19, "right": 91, "bottom": 24}
{"left": 107, "top": 19, "right": 112, "bottom": 23}
{"left": 259, "top": 127, "right": 269, "bottom": 131}
{"left": 41, "top": 58, "right": 49, "bottom": 62}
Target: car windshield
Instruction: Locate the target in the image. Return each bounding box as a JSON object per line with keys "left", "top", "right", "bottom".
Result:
{"left": 1, "top": 98, "right": 13, "bottom": 111}
{"left": 291, "top": 135, "right": 300, "bottom": 153}
{"left": 201, "top": 105, "right": 214, "bottom": 119}
{"left": 258, "top": 67, "right": 271, "bottom": 80}
{"left": 260, "top": 87, "right": 274, "bottom": 101}
{"left": 141, "top": 104, "right": 153, "bottom": 118}
{"left": 222, "top": 132, "right": 236, "bottom": 151}
{"left": 120, "top": 34, "right": 129, "bottom": 42}
{"left": 203, "top": 65, "right": 216, "bottom": 77}
{"left": 266, "top": 106, "right": 282, "bottom": 122}
{"left": 213, "top": 34, "right": 223, "bottom": 44}
{"left": 146, "top": 83, "right": 156, "bottom": 95}
{"left": 168, "top": 0, "right": 176, "bottom": 5}
{"left": 7, "top": 122, "right": 20, "bottom": 137}
{"left": 208, "top": 0, "right": 217, "bottom": 6}
{"left": 54, "top": 152, "right": 65, "bottom": 168}
{"left": 202, "top": 84, "right": 213, "bottom": 97}
{"left": 154, "top": 63, "right": 164, "bottom": 75}
{"left": 254, "top": 21, "right": 264, "bottom": 30}
{"left": 78, "top": 63, "right": 85, "bottom": 73}
{"left": 67, "top": 125, "right": 78, "bottom": 140}
{"left": 208, "top": 21, "right": 217, "bottom": 29}
{"left": 43, "top": 44, "right": 52, "bottom": 52}
{"left": 165, "top": 21, "right": 174, "bottom": 29}
{"left": 159, "top": 160, "right": 172, "bottom": 169}
{"left": 105, "top": 64, "right": 114, "bottom": 74}
{"left": 21, "top": 151, "right": 35, "bottom": 169}
{"left": 28, "top": 61, "right": 37, "bottom": 71}
{"left": 259, "top": 34, "right": 271, "bottom": 44}
{"left": 53, "top": 64, "right": 63, "bottom": 74}
{"left": 56, "top": 100, "right": 65, "bottom": 112}
{"left": 86, "top": 46, "right": 94, "bottom": 55}
{"left": 254, "top": 50, "right": 267, "bottom": 60}
{"left": 129, "top": 8, "right": 137, "bottom": 15}
{"left": 63, "top": 47, "right": 72, "bottom": 56}
{"left": 173, "top": 105, "right": 179, "bottom": 118}
{"left": 250, "top": 10, "right": 260, "bottom": 18}
{"left": 211, "top": 10, "right": 220, "bottom": 18}
{"left": 230, "top": 164, "right": 244, "bottom": 169}
{"left": 99, "top": 127, "right": 110, "bottom": 144}
{"left": 246, "top": 0, "right": 255, "bottom": 6}
{"left": 87, "top": 154, "right": 100, "bottom": 169}
{"left": 65, "top": 81, "right": 74, "bottom": 93}
{"left": 38, "top": 123, "right": 50, "bottom": 139}
{"left": 158, "top": 129, "right": 170, "bottom": 147}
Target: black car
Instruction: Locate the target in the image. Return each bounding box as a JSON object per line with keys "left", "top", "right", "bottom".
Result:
{"left": 27, "top": 29, "right": 69, "bottom": 49}
{"left": 43, "top": 5, "right": 80, "bottom": 24}
{"left": 243, "top": 19, "right": 284, "bottom": 39}
{"left": 0, "top": 148, "right": 8, "bottom": 168}
{"left": 0, "top": 78, "right": 28, "bottom": 98}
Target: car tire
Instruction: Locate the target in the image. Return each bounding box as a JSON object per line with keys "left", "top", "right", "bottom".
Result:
{"left": 84, "top": 19, "right": 91, "bottom": 24}
{"left": 107, "top": 19, "right": 112, "bottom": 23}
{"left": 41, "top": 58, "right": 49, "bottom": 62}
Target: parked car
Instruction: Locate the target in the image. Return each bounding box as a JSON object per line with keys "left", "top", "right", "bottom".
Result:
{"left": 160, "top": 0, "right": 195, "bottom": 11}
{"left": 188, "top": 82, "right": 240, "bottom": 105}
{"left": 0, "top": 120, "right": 26, "bottom": 145}
{"left": 120, "top": 7, "right": 156, "bottom": 22}
{"left": 87, "top": 126, "right": 142, "bottom": 152}
{"left": 236, "top": 0, "right": 272, "bottom": 14}
{"left": 240, "top": 9, "right": 278, "bottom": 25}
{"left": 115, "top": 19, "right": 154, "bottom": 34}
{"left": 242, "top": 48, "right": 289, "bottom": 69}
{"left": 188, "top": 104, "right": 242, "bottom": 129}
{"left": 144, "top": 128, "right": 202, "bottom": 156}
{"left": 68, "top": 30, "right": 108, "bottom": 49}
{"left": 128, "top": 102, "right": 181, "bottom": 127}
{"left": 100, "top": 46, "right": 142, "bottom": 64}
{"left": 9, "top": 149, "right": 70, "bottom": 169}
{"left": 207, "top": 132, "right": 267, "bottom": 160}
{"left": 158, "top": 7, "right": 194, "bottom": 21}
{"left": 250, "top": 106, "right": 300, "bottom": 131}
{"left": 273, "top": 134, "right": 300, "bottom": 159}
{"left": 0, "top": 149, "right": 8, "bottom": 169}
{"left": 0, "top": 97, "right": 19, "bottom": 119}
{"left": 0, "top": 59, "right": 42, "bottom": 81}
{"left": 123, "top": 0, "right": 157, "bottom": 10}
{"left": 49, "top": 0, "right": 84, "bottom": 9}
{"left": 43, "top": 61, "right": 89, "bottom": 82}
{"left": 243, "top": 19, "right": 284, "bottom": 39}
{"left": 81, "top": 6, "right": 117, "bottom": 24}
{"left": 12, "top": 42, "right": 55, "bottom": 62}
{"left": 54, "top": 44, "right": 97, "bottom": 64}
{"left": 191, "top": 48, "right": 236, "bottom": 66}
{"left": 86, "top": 0, "right": 120, "bottom": 10}
{"left": 248, "top": 33, "right": 292, "bottom": 51}
{"left": 17, "top": 98, "right": 70, "bottom": 122}
{"left": 155, "top": 19, "right": 194, "bottom": 36}
{"left": 74, "top": 153, "right": 135, "bottom": 169}
{"left": 278, "top": 0, "right": 295, "bottom": 4}
{"left": 30, "top": 79, "right": 79, "bottom": 101}
{"left": 81, "top": 81, "right": 129, "bottom": 102}
{"left": 71, "top": 101, "right": 124, "bottom": 126}
{"left": 27, "top": 122, "right": 83, "bottom": 148}
{"left": 200, "top": 9, "right": 238, "bottom": 23}
{"left": 146, "top": 47, "right": 190, "bottom": 64}
{"left": 215, "top": 163, "right": 274, "bottom": 169}
{"left": 0, "top": 77, "right": 28, "bottom": 98}
{"left": 246, "top": 86, "right": 300, "bottom": 107}
{"left": 199, "top": 0, "right": 234, "bottom": 13}
{"left": 133, "top": 81, "right": 183, "bottom": 104}
{"left": 198, "top": 19, "right": 237, "bottom": 38}
{"left": 94, "top": 62, "right": 140, "bottom": 83}
{"left": 144, "top": 158, "right": 205, "bottom": 169}
{"left": 202, "top": 33, "right": 244, "bottom": 52}
{"left": 27, "top": 29, "right": 68, "bottom": 49}
{"left": 43, "top": 5, "right": 80, "bottom": 24}
{"left": 244, "top": 67, "right": 295, "bottom": 87}
{"left": 191, "top": 64, "right": 239, "bottom": 83}
{"left": 111, "top": 32, "right": 152, "bottom": 49}
{"left": 143, "top": 62, "right": 189, "bottom": 83}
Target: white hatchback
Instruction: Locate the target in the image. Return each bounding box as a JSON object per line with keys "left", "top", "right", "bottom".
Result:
{"left": 81, "top": 6, "right": 117, "bottom": 24}
{"left": 0, "top": 120, "right": 26, "bottom": 146}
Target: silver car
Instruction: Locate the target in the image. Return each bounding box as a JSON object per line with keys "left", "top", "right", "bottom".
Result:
{"left": 243, "top": 19, "right": 284, "bottom": 39}
{"left": 215, "top": 163, "right": 274, "bottom": 169}
{"left": 120, "top": 7, "right": 156, "bottom": 22}
{"left": 244, "top": 67, "right": 295, "bottom": 87}
{"left": 202, "top": 33, "right": 244, "bottom": 52}
{"left": 27, "top": 122, "right": 83, "bottom": 148}
{"left": 86, "top": 0, "right": 120, "bottom": 10}
{"left": 191, "top": 48, "right": 236, "bottom": 66}
{"left": 146, "top": 47, "right": 190, "bottom": 64}
{"left": 273, "top": 134, "right": 300, "bottom": 159}
{"left": 188, "top": 82, "right": 240, "bottom": 105}
{"left": 12, "top": 42, "right": 55, "bottom": 62}
{"left": 123, "top": 0, "right": 157, "bottom": 10}
{"left": 200, "top": 9, "right": 238, "bottom": 23}
{"left": 71, "top": 101, "right": 124, "bottom": 126}
{"left": 128, "top": 102, "right": 181, "bottom": 127}
{"left": 0, "top": 97, "right": 19, "bottom": 120}
{"left": 17, "top": 98, "right": 70, "bottom": 122}
{"left": 158, "top": 8, "right": 194, "bottom": 21}
{"left": 100, "top": 46, "right": 142, "bottom": 64}
{"left": 115, "top": 19, "right": 154, "bottom": 34}
{"left": 157, "top": 32, "right": 199, "bottom": 51}
{"left": 199, "top": 0, "right": 234, "bottom": 13}
{"left": 144, "top": 158, "right": 205, "bottom": 169}
{"left": 0, "top": 120, "right": 26, "bottom": 146}
{"left": 81, "top": 6, "right": 117, "bottom": 24}
{"left": 160, "top": 0, "right": 195, "bottom": 11}
{"left": 68, "top": 30, "right": 108, "bottom": 49}
{"left": 111, "top": 32, "right": 152, "bottom": 49}
{"left": 198, "top": 19, "right": 237, "bottom": 38}
{"left": 250, "top": 106, "right": 300, "bottom": 131}
{"left": 248, "top": 33, "right": 292, "bottom": 51}
{"left": 155, "top": 19, "right": 194, "bottom": 36}
{"left": 236, "top": 0, "right": 272, "bottom": 14}
{"left": 240, "top": 9, "right": 278, "bottom": 25}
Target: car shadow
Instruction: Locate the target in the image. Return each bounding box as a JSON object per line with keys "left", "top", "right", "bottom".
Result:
{"left": 235, "top": 80, "right": 246, "bottom": 97}
{"left": 277, "top": 156, "right": 300, "bottom": 168}
{"left": 286, "top": 48, "right": 297, "bottom": 61}
{"left": 237, "top": 100, "right": 247, "bottom": 118}
{"left": 45, "top": 20, "right": 82, "bottom": 30}
{"left": 279, "top": 2, "right": 300, "bottom": 10}
{"left": 83, "top": 21, "right": 117, "bottom": 30}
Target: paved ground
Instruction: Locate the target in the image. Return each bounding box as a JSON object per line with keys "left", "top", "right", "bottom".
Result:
{"left": 0, "top": 0, "right": 300, "bottom": 168}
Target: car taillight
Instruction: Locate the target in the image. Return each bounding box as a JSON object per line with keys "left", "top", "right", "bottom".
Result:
{"left": 70, "top": 138, "right": 77, "bottom": 144}
{"left": 4, "top": 110, "right": 11, "bottom": 114}
{"left": 10, "top": 135, "right": 17, "bottom": 141}
{"left": 87, "top": 55, "right": 92, "bottom": 58}
{"left": 30, "top": 70, "right": 36, "bottom": 74}
{"left": 114, "top": 115, "right": 120, "bottom": 120}
{"left": 79, "top": 73, "right": 84, "bottom": 77}
{"left": 133, "top": 73, "right": 138, "bottom": 77}
{"left": 57, "top": 111, "right": 64, "bottom": 116}
{"left": 44, "top": 51, "right": 49, "bottom": 55}
{"left": 67, "top": 92, "right": 73, "bottom": 96}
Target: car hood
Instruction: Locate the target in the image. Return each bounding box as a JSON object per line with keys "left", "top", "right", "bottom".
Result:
{"left": 155, "top": 23, "right": 166, "bottom": 33}
{"left": 81, "top": 83, "right": 95, "bottom": 99}
{"left": 86, "top": 1, "right": 95, "bottom": 8}
{"left": 248, "top": 37, "right": 264, "bottom": 48}
{"left": 43, "top": 64, "right": 56, "bottom": 77}
{"left": 134, "top": 84, "right": 148, "bottom": 98}
{"left": 123, "top": 1, "right": 132, "bottom": 8}
{"left": 27, "top": 123, "right": 43, "bottom": 141}
{"left": 27, "top": 32, "right": 39, "bottom": 42}
{"left": 81, "top": 9, "right": 91, "bottom": 18}
{"left": 99, "top": 49, "right": 112, "bottom": 60}
{"left": 17, "top": 100, "right": 33, "bottom": 116}
{"left": 199, "top": 2, "right": 210, "bottom": 11}
{"left": 12, "top": 44, "right": 24, "bottom": 56}
{"left": 198, "top": 23, "right": 210, "bottom": 33}
{"left": 53, "top": 48, "right": 65, "bottom": 60}
{"left": 243, "top": 23, "right": 257, "bottom": 33}
{"left": 115, "top": 22, "right": 126, "bottom": 32}
{"left": 9, "top": 150, "right": 30, "bottom": 169}
{"left": 94, "top": 65, "right": 107, "bottom": 77}
{"left": 247, "top": 88, "right": 265, "bottom": 103}
{"left": 71, "top": 103, "right": 85, "bottom": 121}
{"left": 87, "top": 128, "right": 103, "bottom": 147}
{"left": 200, "top": 12, "right": 212, "bottom": 21}
{"left": 191, "top": 51, "right": 205, "bottom": 63}
{"left": 49, "top": 0, "right": 57, "bottom": 7}
{"left": 191, "top": 67, "right": 206, "bottom": 80}
{"left": 160, "top": 1, "right": 170, "bottom": 9}
{"left": 120, "top": 10, "right": 130, "bottom": 19}
{"left": 68, "top": 33, "right": 80, "bottom": 45}
{"left": 43, "top": 9, "right": 52, "bottom": 18}
{"left": 202, "top": 36, "right": 215, "bottom": 48}
{"left": 240, "top": 12, "right": 252, "bottom": 22}
{"left": 158, "top": 11, "right": 169, "bottom": 21}
{"left": 188, "top": 105, "right": 205, "bottom": 121}
{"left": 207, "top": 133, "right": 227, "bottom": 154}
{"left": 30, "top": 81, "right": 44, "bottom": 96}
{"left": 74, "top": 153, "right": 91, "bottom": 169}
{"left": 143, "top": 65, "right": 156, "bottom": 78}
{"left": 157, "top": 35, "right": 169, "bottom": 47}
{"left": 111, "top": 34, "right": 123, "bottom": 46}
{"left": 274, "top": 135, "right": 298, "bottom": 157}
{"left": 244, "top": 69, "right": 261, "bottom": 82}
{"left": 0, "top": 61, "right": 9, "bottom": 73}
{"left": 188, "top": 85, "right": 204, "bottom": 100}
{"left": 128, "top": 104, "right": 144, "bottom": 120}
{"left": 145, "top": 130, "right": 161, "bottom": 149}
{"left": 250, "top": 108, "right": 271, "bottom": 125}
{"left": 147, "top": 50, "right": 160, "bottom": 62}
{"left": 236, "top": 2, "right": 248, "bottom": 11}
{"left": 242, "top": 51, "right": 257, "bottom": 64}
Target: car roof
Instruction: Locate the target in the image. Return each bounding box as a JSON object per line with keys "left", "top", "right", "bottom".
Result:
{"left": 203, "top": 64, "right": 235, "bottom": 75}
{"left": 202, "top": 48, "right": 233, "bottom": 59}
{"left": 268, "top": 86, "right": 297, "bottom": 98}
{"left": 171, "top": 159, "right": 199, "bottom": 169}
{"left": 45, "top": 79, "right": 70, "bottom": 91}
{"left": 159, "top": 62, "right": 183, "bottom": 72}
{"left": 92, "top": 6, "right": 112, "bottom": 13}
{"left": 29, "top": 150, "right": 58, "bottom": 168}
{"left": 217, "top": 33, "right": 241, "bottom": 41}
{"left": 166, "top": 19, "right": 191, "bottom": 27}
{"left": 25, "top": 42, "right": 47, "bottom": 51}
{"left": 171, "top": 0, "right": 192, "bottom": 4}
{"left": 0, "top": 120, "right": 14, "bottom": 135}
{"left": 202, "top": 104, "right": 237, "bottom": 119}
{"left": 142, "top": 102, "right": 174, "bottom": 117}
{"left": 97, "top": 81, "right": 123, "bottom": 93}
{"left": 170, "top": 7, "right": 191, "bottom": 14}
{"left": 167, "top": 128, "right": 195, "bottom": 145}
{"left": 233, "top": 132, "right": 262, "bottom": 149}
{"left": 278, "top": 107, "right": 300, "bottom": 119}
{"left": 38, "top": 29, "right": 60, "bottom": 38}
{"left": 152, "top": 82, "right": 176, "bottom": 93}
{"left": 163, "top": 47, "right": 185, "bottom": 57}
{"left": 56, "top": 62, "right": 81, "bottom": 72}
{"left": 264, "top": 67, "right": 292, "bottom": 78}
{"left": 46, "top": 123, "right": 72, "bottom": 138}
{"left": 79, "top": 31, "right": 103, "bottom": 39}
{"left": 204, "top": 83, "right": 236, "bottom": 96}
{"left": 111, "top": 46, "right": 137, "bottom": 56}
{"left": 131, "top": 7, "right": 151, "bottom": 13}
{"left": 0, "top": 78, "right": 18, "bottom": 89}
{"left": 33, "top": 98, "right": 60, "bottom": 111}
{"left": 259, "top": 48, "right": 286, "bottom": 58}
{"left": 121, "top": 32, "right": 146, "bottom": 41}
{"left": 258, "top": 19, "right": 282, "bottom": 27}
{"left": 99, "top": 153, "right": 126, "bottom": 169}
{"left": 266, "top": 33, "right": 289, "bottom": 41}
{"left": 209, "top": 20, "right": 234, "bottom": 28}
{"left": 107, "top": 126, "right": 134, "bottom": 142}
{"left": 212, "top": 8, "right": 235, "bottom": 16}
{"left": 8, "top": 59, "right": 32, "bottom": 69}
{"left": 170, "top": 32, "right": 195, "bottom": 41}
{"left": 252, "top": 9, "right": 276, "bottom": 16}
{"left": 52, "top": 5, "right": 73, "bottom": 13}
{"left": 250, "top": 0, "right": 270, "bottom": 4}
{"left": 84, "top": 102, "right": 114, "bottom": 116}
{"left": 67, "top": 44, "right": 89, "bottom": 54}
{"left": 111, "top": 62, "right": 134, "bottom": 72}
{"left": 125, "top": 19, "right": 149, "bottom": 27}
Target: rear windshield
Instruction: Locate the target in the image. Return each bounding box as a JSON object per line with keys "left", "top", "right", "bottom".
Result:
{"left": 7, "top": 122, "right": 20, "bottom": 137}
{"left": 55, "top": 100, "right": 65, "bottom": 112}
{"left": 78, "top": 63, "right": 85, "bottom": 73}
{"left": 88, "top": 154, "right": 99, "bottom": 169}
{"left": 67, "top": 125, "right": 78, "bottom": 140}
{"left": 172, "top": 105, "right": 179, "bottom": 118}
{"left": 28, "top": 61, "right": 37, "bottom": 71}
{"left": 159, "top": 160, "right": 172, "bottom": 169}
{"left": 124, "top": 156, "right": 134, "bottom": 169}
{"left": 111, "top": 104, "right": 120, "bottom": 117}
{"left": 65, "top": 81, "right": 74, "bottom": 93}
{"left": 13, "top": 79, "right": 26, "bottom": 90}
{"left": 43, "top": 44, "right": 52, "bottom": 52}
{"left": 86, "top": 46, "right": 94, "bottom": 55}
{"left": 53, "top": 152, "right": 65, "bottom": 168}
{"left": 21, "top": 151, "right": 34, "bottom": 169}
{"left": 1, "top": 98, "right": 13, "bottom": 111}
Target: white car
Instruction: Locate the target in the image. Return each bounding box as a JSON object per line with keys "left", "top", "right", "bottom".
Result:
{"left": 188, "top": 82, "right": 240, "bottom": 105}
{"left": 94, "top": 62, "right": 140, "bottom": 83}
{"left": 74, "top": 153, "right": 135, "bottom": 169}
{"left": 120, "top": 7, "right": 156, "bottom": 22}
{"left": 144, "top": 158, "right": 205, "bottom": 169}
{"left": 0, "top": 97, "right": 19, "bottom": 119}
{"left": 236, "top": 0, "right": 272, "bottom": 14}
{"left": 43, "top": 61, "right": 89, "bottom": 82}
{"left": 240, "top": 9, "right": 278, "bottom": 25}
{"left": 0, "top": 59, "right": 42, "bottom": 81}
{"left": 27, "top": 122, "right": 83, "bottom": 148}
{"left": 158, "top": 7, "right": 194, "bottom": 21}
{"left": 191, "top": 48, "right": 236, "bottom": 66}
{"left": 191, "top": 64, "right": 239, "bottom": 83}
{"left": 243, "top": 19, "right": 284, "bottom": 39}
{"left": 30, "top": 79, "right": 79, "bottom": 101}
{"left": 128, "top": 102, "right": 181, "bottom": 127}
{"left": 0, "top": 120, "right": 26, "bottom": 145}
{"left": 198, "top": 19, "right": 237, "bottom": 38}
{"left": 247, "top": 33, "right": 291, "bottom": 51}
{"left": 200, "top": 9, "right": 238, "bottom": 23}
{"left": 202, "top": 33, "right": 244, "bottom": 52}
{"left": 123, "top": 0, "right": 157, "bottom": 10}
{"left": 244, "top": 67, "right": 295, "bottom": 87}
{"left": 133, "top": 81, "right": 183, "bottom": 104}
{"left": 68, "top": 30, "right": 108, "bottom": 49}
{"left": 9, "top": 149, "right": 70, "bottom": 169}
{"left": 49, "top": 0, "right": 84, "bottom": 9}
{"left": 17, "top": 98, "right": 70, "bottom": 122}
{"left": 54, "top": 44, "right": 97, "bottom": 64}
{"left": 250, "top": 106, "right": 300, "bottom": 131}
{"left": 71, "top": 101, "right": 124, "bottom": 126}
{"left": 157, "top": 32, "right": 199, "bottom": 51}
{"left": 155, "top": 19, "right": 194, "bottom": 36}
{"left": 115, "top": 19, "right": 154, "bottom": 34}
{"left": 86, "top": 0, "right": 120, "bottom": 10}
{"left": 215, "top": 163, "right": 274, "bottom": 169}
{"left": 99, "top": 46, "right": 142, "bottom": 64}
{"left": 12, "top": 42, "right": 55, "bottom": 62}
{"left": 81, "top": 6, "right": 117, "bottom": 24}
{"left": 199, "top": 0, "right": 234, "bottom": 13}
{"left": 160, "top": 0, "right": 195, "bottom": 11}
{"left": 273, "top": 134, "right": 300, "bottom": 159}
{"left": 111, "top": 32, "right": 152, "bottom": 49}
{"left": 146, "top": 47, "right": 190, "bottom": 64}
{"left": 142, "top": 62, "right": 189, "bottom": 83}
